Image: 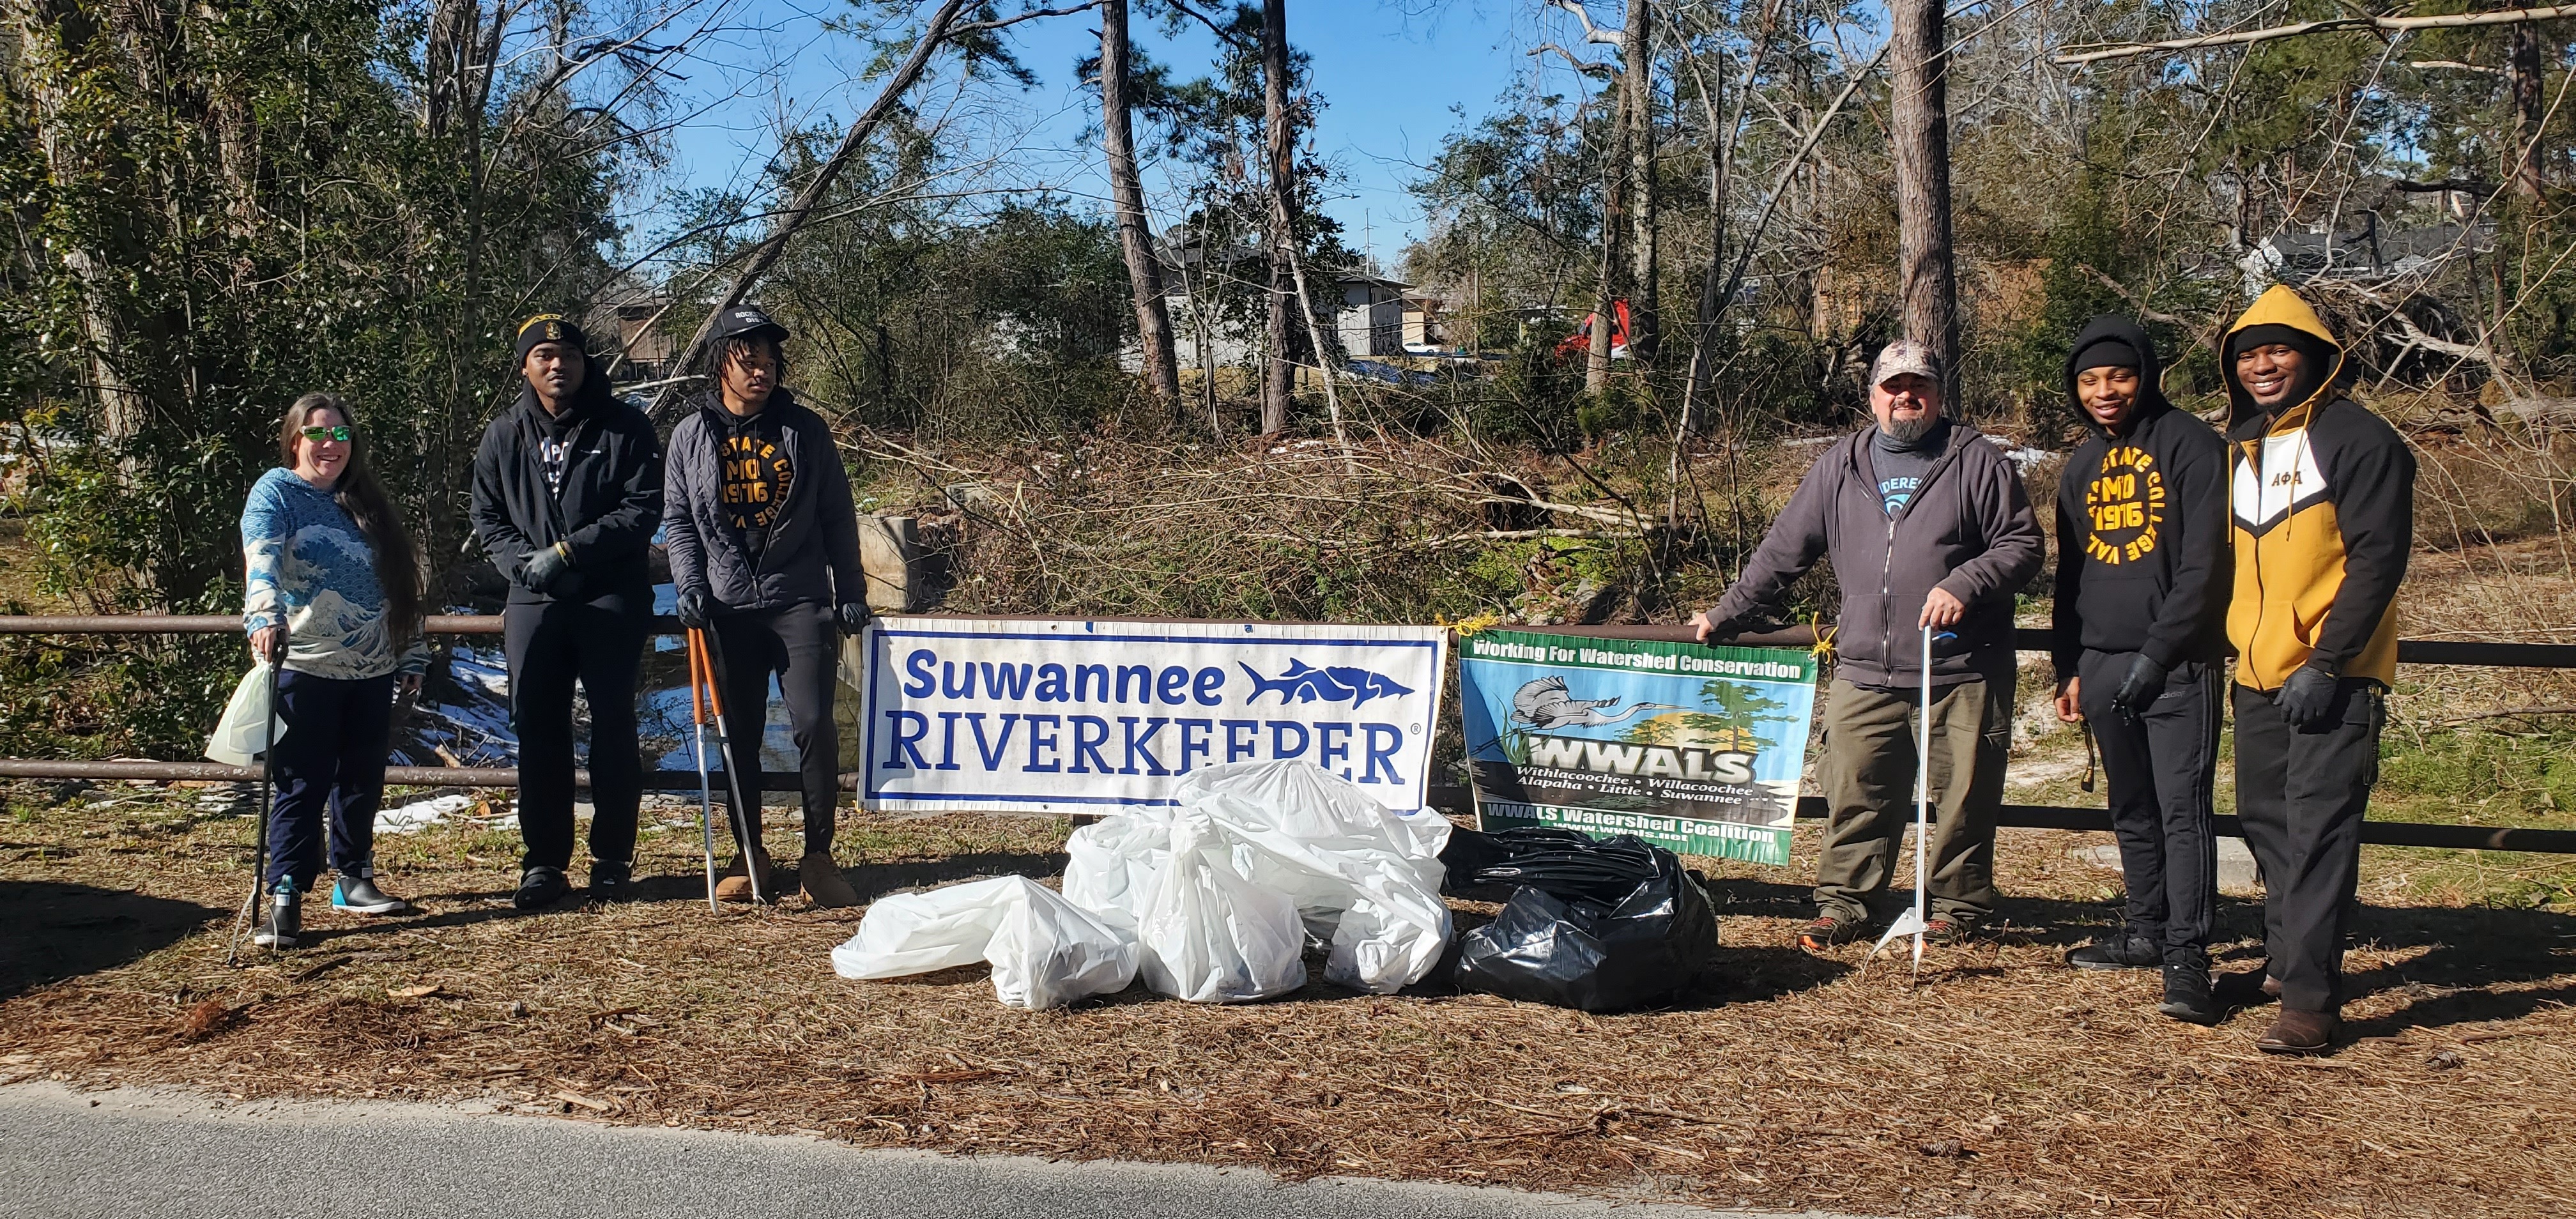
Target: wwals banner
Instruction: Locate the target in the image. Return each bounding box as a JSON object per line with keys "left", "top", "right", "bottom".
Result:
{"left": 857, "top": 617, "right": 1448, "bottom": 815}
{"left": 1456, "top": 629, "right": 1816, "bottom": 865}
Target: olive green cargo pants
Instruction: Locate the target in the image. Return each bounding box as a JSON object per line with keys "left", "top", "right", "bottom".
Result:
{"left": 1812, "top": 663, "right": 2012, "bottom": 928}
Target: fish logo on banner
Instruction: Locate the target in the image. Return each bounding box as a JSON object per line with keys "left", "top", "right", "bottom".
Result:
{"left": 860, "top": 618, "right": 1449, "bottom": 815}
{"left": 1240, "top": 659, "right": 1415, "bottom": 707}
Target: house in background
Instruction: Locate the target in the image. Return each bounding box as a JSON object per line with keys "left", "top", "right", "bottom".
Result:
{"left": 586, "top": 279, "right": 677, "bottom": 383}
{"left": 1154, "top": 241, "right": 1414, "bottom": 369}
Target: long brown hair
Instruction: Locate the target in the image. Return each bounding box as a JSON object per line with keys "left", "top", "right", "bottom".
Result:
{"left": 277, "top": 394, "right": 423, "bottom": 650}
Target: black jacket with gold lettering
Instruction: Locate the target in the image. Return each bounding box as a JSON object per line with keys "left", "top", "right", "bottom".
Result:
{"left": 2051, "top": 314, "right": 2230, "bottom": 685}
{"left": 2220, "top": 286, "right": 2415, "bottom": 691}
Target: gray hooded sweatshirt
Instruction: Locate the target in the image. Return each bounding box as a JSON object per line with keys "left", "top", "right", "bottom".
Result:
{"left": 1708, "top": 418, "right": 2044, "bottom": 690}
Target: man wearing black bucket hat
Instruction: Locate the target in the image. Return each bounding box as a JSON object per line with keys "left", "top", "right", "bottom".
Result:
{"left": 663, "top": 304, "right": 870, "bottom": 907}
{"left": 2048, "top": 315, "right": 2230, "bottom": 1025}
{"left": 470, "top": 314, "right": 664, "bottom": 909}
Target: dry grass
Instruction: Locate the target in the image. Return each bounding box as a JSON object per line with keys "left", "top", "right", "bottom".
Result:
{"left": 5, "top": 785, "right": 2573, "bottom": 1218}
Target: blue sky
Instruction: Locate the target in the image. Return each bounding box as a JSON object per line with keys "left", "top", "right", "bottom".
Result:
{"left": 631, "top": 0, "right": 1607, "bottom": 269}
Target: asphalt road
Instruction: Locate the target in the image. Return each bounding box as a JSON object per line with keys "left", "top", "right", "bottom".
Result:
{"left": 0, "top": 1084, "right": 1865, "bottom": 1219}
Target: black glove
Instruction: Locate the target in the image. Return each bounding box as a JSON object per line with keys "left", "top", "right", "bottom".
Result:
{"left": 676, "top": 588, "right": 710, "bottom": 629}
{"left": 1694, "top": 610, "right": 1739, "bottom": 643}
{"left": 2274, "top": 663, "right": 2340, "bottom": 729}
{"left": 835, "top": 600, "right": 875, "bottom": 636}
{"left": 521, "top": 542, "right": 576, "bottom": 595}
{"left": 2111, "top": 654, "right": 2168, "bottom": 714}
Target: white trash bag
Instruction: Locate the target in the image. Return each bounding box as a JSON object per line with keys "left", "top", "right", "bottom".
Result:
{"left": 1170, "top": 761, "right": 1453, "bottom": 994}
{"left": 1062, "top": 809, "right": 1172, "bottom": 931}
{"left": 205, "top": 661, "right": 287, "bottom": 767}
{"left": 1133, "top": 815, "right": 1308, "bottom": 1003}
{"left": 986, "top": 880, "right": 1142, "bottom": 1009}
{"left": 830, "top": 875, "right": 1138, "bottom": 1009}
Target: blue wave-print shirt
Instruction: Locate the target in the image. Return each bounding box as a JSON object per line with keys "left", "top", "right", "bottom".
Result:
{"left": 241, "top": 468, "right": 426, "bottom": 680}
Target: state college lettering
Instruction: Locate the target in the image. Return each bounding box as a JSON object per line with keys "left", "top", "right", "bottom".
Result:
{"left": 719, "top": 433, "right": 795, "bottom": 532}
{"left": 2083, "top": 443, "right": 2166, "bottom": 565}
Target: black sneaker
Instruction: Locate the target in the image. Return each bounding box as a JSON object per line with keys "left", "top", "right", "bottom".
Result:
{"left": 513, "top": 866, "right": 570, "bottom": 910}
{"left": 589, "top": 860, "right": 634, "bottom": 903}
{"left": 2066, "top": 934, "right": 2160, "bottom": 970}
{"left": 2158, "top": 962, "right": 2223, "bottom": 1025}
{"left": 251, "top": 882, "right": 300, "bottom": 949}
{"left": 331, "top": 864, "right": 412, "bottom": 916}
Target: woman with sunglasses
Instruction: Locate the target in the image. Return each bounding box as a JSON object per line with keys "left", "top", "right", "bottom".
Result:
{"left": 241, "top": 394, "right": 428, "bottom": 948}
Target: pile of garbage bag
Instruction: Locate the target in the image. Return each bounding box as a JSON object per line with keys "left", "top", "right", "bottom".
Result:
{"left": 1443, "top": 826, "right": 1719, "bottom": 1013}
{"left": 831, "top": 760, "right": 1453, "bottom": 1007}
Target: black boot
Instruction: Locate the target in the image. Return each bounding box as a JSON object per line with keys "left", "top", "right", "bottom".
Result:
{"left": 252, "top": 881, "right": 300, "bottom": 949}
{"left": 331, "top": 862, "right": 412, "bottom": 916}
{"left": 589, "top": 859, "right": 634, "bottom": 903}
{"left": 514, "top": 865, "right": 570, "bottom": 910}
{"left": 2157, "top": 962, "right": 2223, "bottom": 1025}
{"left": 2065, "top": 933, "right": 2159, "bottom": 970}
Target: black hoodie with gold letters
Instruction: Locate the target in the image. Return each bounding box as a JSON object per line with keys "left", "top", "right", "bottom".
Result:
{"left": 2051, "top": 315, "right": 2231, "bottom": 685}
{"left": 2219, "top": 286, "right": 2415, "bottom": 691}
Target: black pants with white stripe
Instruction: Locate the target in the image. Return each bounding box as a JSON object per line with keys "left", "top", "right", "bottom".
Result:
{"left": 2077, "top": 649, "right": 2221, "bottom": 967}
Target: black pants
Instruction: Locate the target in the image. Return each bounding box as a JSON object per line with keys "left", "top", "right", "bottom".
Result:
{"left": 505, "top": 595, "right": 646, "bottom": 873}
{"left": 2078, "top": 650, "right": 2220, "bottom": 966}
{"left": 2233, "top": 679, "right": 2384, "bottom": 1015}
{"left": 264, "top": 670, "right": 394, "bottom": 891}
{"left": 710, "top": 601, "right": 840, "bottom": 856}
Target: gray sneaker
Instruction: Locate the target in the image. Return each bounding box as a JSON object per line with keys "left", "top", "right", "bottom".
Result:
{"left": 252, "top": 882, "right": 300, "bottom": 949}
{"left": 331, "top": 864, "right": 412, "bottom": 916}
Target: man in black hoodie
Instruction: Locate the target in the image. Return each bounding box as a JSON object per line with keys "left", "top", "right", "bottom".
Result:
{"left": 664, "top": 305, "right": 870, "bottom": 907}
{"left": 2049, "top": 315, "right": 2230, "bottom": 1025}
{"left": 470, "top": 315, "right": 665, "bottom": 908}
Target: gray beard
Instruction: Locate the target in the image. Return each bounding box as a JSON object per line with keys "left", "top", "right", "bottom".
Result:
{"left": 1880, "top": 412, "right": 1938, "bottom": 445}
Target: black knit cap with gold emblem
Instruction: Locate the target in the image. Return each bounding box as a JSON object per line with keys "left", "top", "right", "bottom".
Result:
{"left": 514, "top": 313, "right": 590, "bottom": 360}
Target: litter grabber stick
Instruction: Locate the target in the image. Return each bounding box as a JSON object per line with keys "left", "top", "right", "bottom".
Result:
{"left": 225, "top": 656, "right": 283, "bottom": 967}
{"left": 1871, "top": 625, "right": 1956, "bottom": 975}
{"left": 685, "top": 629, "right": 721, "bottom": 913}
{"left": 696, "top": 625, "right": 767, "bottom": 905}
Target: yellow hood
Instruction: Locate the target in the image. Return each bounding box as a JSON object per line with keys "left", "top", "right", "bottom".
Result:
{"left": 2220, "top": 284, "right": 2346, "bottom": 436}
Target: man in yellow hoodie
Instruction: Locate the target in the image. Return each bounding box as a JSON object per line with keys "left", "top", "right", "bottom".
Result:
{"left": 2218, "top": 285, "right": 2414, "bottom": 1054}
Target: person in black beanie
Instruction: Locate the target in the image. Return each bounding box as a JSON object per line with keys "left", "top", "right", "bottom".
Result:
{"left": 663, "top": 305, "right": 870, "bottom": 907}
{"left": 2048, "top": 315, "right": 2230, "bottom": 1025}
{"left": 469, "top": 314, "right": 664, "bottom": 908}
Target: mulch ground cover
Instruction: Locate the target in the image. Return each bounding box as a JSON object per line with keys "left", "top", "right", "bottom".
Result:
{"left": 3, "top": 785, "right": 2572, "bottom": 1218}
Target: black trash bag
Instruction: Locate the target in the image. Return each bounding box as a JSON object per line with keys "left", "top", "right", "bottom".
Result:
{"left": 1453, "top": 843, "right": 1719, "bottom": 1013}
{"left": 1440, "top": 826, "right": 1661, "bottom": 905}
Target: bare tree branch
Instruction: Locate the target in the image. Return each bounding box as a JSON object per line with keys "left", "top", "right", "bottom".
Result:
{"left": 1545, "top": 0, "right": 1623, "bottom": 47}
{"left": 2057, "top": 3, "right": 2576, "bottom": 66}
{"left": 949, "top": 0, "right": 1105, "bottom": 36}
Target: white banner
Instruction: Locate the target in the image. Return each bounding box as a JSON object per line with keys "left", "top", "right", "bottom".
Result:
{"left": 858, "top": 617, "right": 1449, "bottom": 815}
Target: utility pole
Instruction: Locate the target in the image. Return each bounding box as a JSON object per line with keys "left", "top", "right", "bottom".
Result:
{"left": 1261, "top": 0, "right": 1297, "bottom": 434}
{"left": 1889, "top": 0, "right": 1958, "bottom": 401}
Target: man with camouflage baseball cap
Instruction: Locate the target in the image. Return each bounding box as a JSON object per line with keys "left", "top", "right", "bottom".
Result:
{"left": 1694, "top": 339, "right": 2044, "bottom": 950}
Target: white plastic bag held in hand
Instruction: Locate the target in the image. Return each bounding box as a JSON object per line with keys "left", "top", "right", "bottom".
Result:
{"left": 1135, "top": 816, "right": 1308, "bottom": 1003}
{"left": 206, "top": 661, "right": 288, "bottom": 767}
{"left": 831, "top": 875, "right": 1139, "bottom": 1009}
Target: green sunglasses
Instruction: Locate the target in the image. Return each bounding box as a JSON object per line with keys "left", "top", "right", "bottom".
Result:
{"left": 298, "top": 425, "right": 353, "bottom": 442}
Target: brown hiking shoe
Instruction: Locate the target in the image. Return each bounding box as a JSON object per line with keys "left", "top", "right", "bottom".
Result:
{"left": 798, "top": 851, "right": 858, "bottom": 908}
{"left": 1797, "top": 914, "right": 1867, "bottom": 951}
{"left": 714, "top": 847, "right": 774, "bottom": 903}
{"left": 2257, "top": 1008, "right": 2339, "bottom": 1055}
